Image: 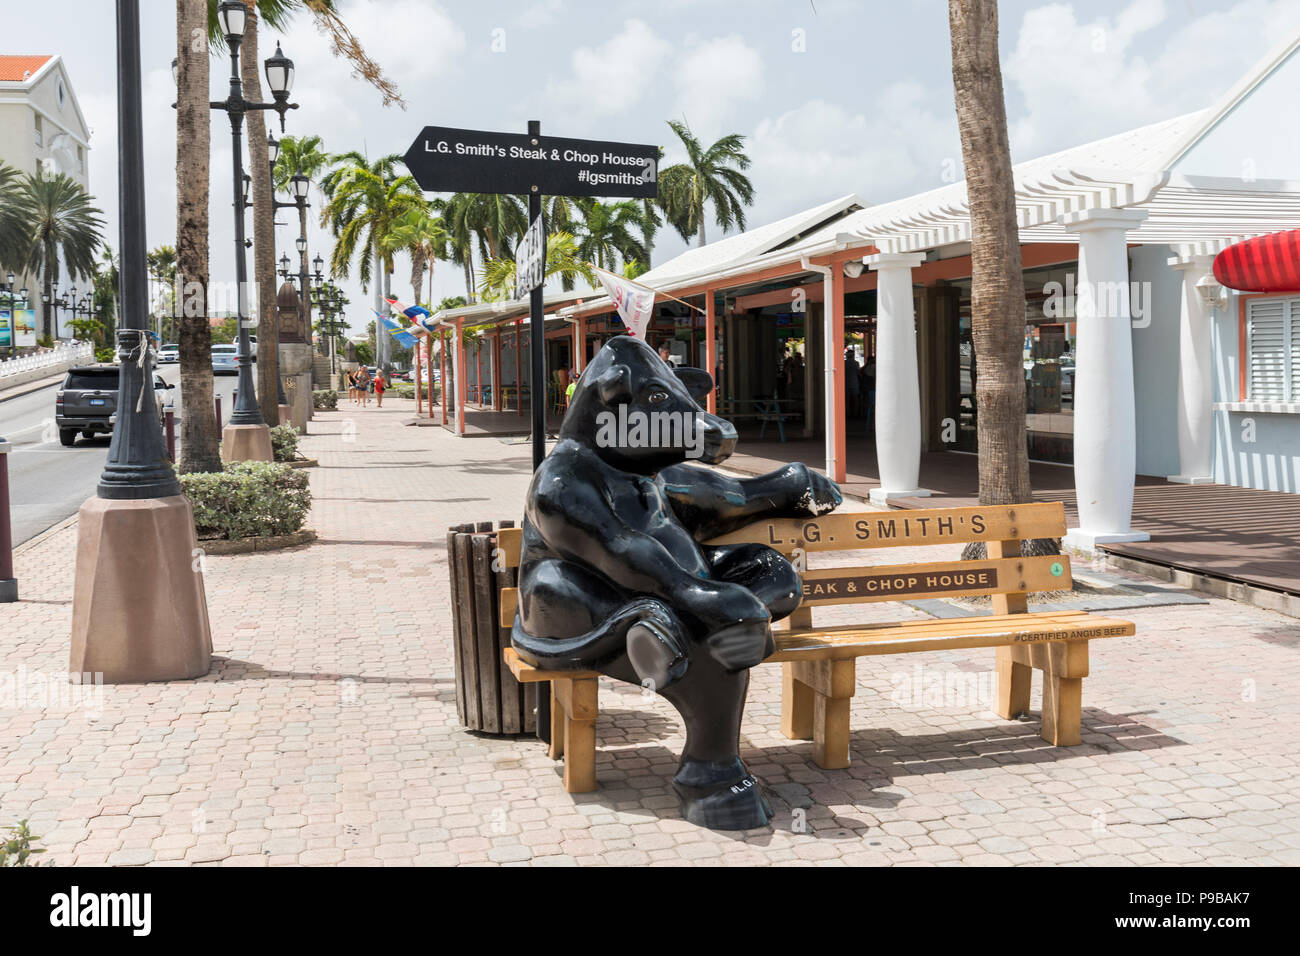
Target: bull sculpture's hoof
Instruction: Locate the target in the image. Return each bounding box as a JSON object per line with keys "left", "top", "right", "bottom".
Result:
{"left": 673, "top": 757, "right": 774, "bottom": 830}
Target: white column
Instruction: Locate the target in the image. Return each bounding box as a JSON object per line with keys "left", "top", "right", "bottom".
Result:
{"left": 865, "top": 251, "right": 928, "bottom": 504}
{"left": 1168, "top": 255, "right": 1216, "bottom": 484}
{"left": 1059, "top": 208, "right": 1149, "bottom": 549}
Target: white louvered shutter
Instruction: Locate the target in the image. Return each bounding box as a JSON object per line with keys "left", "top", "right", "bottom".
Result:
{"left": 1246, "top": 298, "right": 1289, "bottom": 402}
{"left": 1292, "top": 301, "right": 1300, "bottom": 401}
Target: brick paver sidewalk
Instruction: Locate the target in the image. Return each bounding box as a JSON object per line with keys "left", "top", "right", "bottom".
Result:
{"left": 3, "top": 397, "right": 1299, "bottom": 865}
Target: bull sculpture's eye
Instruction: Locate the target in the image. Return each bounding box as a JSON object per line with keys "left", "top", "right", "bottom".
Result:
{"left": 647, "top": 390, "right": 669, "bottom": 405}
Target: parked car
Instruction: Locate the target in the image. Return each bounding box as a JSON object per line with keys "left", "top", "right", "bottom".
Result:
{"left": 158, "top": 342, "right": 179, "bottom": 363}
{"left": 55, "top": 365, "right": 175, "bottom": 446}
{"left": 212, "top": 344, "right": 239, "bottom": 374}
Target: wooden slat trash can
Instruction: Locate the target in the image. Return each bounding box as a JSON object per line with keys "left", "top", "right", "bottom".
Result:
{"left": 447, "top": 520, "right": 538, "bottom": 734}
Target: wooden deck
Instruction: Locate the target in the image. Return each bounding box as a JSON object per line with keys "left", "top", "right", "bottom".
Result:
{"left": 438, "top": 402, "right": 565, "bottom": 438}
{"left": 725, "top": 433, "right": 1300, "bottom": 598}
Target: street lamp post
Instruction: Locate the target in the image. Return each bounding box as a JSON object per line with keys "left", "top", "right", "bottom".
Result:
{"left": 0, "top": 274, "right": 28, "bottom": 355}
{"left": 209, "top": 0, "right": 297, "bottom": 461}
{"left": 70, "top": 0, "right": 212, "bottom": 682}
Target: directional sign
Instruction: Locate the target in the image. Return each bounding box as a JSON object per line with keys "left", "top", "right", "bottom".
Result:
{"left": 403, "top": 125, "right": 659, "bottom": 199}
{"left": 515, "top": 215, "right": 545, "bottom": 301}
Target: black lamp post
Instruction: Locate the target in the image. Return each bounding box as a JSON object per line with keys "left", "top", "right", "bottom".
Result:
{"left": 0, "top": 274, "right": 28, "bottom": 355}
{"left": 208, "top": 0, "right": 297, "bottom": 430}
{"left": 97, "top": 0, "right": 179, "bottom": 500}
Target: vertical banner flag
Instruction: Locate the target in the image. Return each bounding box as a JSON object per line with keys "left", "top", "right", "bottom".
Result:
{"left": 593, "top": 266, "right": 656, "bottom": 339}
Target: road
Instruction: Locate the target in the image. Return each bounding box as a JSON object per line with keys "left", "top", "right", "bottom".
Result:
{"left": 1, "top": 364, "right": 240, "bottom": 546}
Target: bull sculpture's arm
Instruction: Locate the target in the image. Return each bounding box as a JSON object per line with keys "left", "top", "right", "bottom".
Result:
{"left": 529, "top": 466, "right": 770, "bottom": 634}
{"left": 658, "top": 461, "right": 842, "bottom": 541}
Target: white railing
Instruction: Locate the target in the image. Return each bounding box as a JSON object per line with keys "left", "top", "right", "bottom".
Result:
{"left": 0, "top": 341, "right": 94, "bottom": 378}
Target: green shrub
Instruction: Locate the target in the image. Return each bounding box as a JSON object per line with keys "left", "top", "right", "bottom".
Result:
{"left": 270, "top": 423, "right": 301, "bottom": 462}
{"left": 313, "top": 388, "right": 338, "bottom": 410}
{"left": 94, "top": 346, "right": 116, "bottom": 363}
{"left": 180, "top": 461, "right": 311, "bottom": 540}
{"left": 0, "top": 821, "right": 44, "bottom": 867}
{"left": 388, "top": 382, "right": 415, "bottom": 399}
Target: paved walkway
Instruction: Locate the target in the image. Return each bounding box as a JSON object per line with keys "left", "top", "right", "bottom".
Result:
{"left": 2, "top": 398, "right": 1299, "bottom": 865}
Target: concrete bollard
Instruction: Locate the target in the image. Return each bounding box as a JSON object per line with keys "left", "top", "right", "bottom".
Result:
{"left": 0, "top": 438, "right": 15, "bottom": 602}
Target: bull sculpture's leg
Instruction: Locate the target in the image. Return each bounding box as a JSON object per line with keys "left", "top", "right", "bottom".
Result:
{"left": 659, "top": 656, "right": 773, "bottom": 830}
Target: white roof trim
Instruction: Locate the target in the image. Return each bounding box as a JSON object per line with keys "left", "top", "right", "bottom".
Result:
{"left": 1152, "top": 28, "right": 1300, "bottom": 171}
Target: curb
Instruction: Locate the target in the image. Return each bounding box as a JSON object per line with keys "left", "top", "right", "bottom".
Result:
{"left": 285, "top": 458, "right": 318, "bottom": 469}
{"left": 0, "top": 371, "right": 67, "bottom": 404}
{"left": 196, "top": 528, "right": 317, "bottom": 555}
{"left": 14, "top": 512, "right": 81, "bottom": 555}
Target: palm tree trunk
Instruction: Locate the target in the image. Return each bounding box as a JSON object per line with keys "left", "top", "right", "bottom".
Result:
{"left": 949, "top": 0, "right": 1039, "bottom": 556}
{"left": 696, "top": 215, "right": 706, "bottom": 248}
{"left": 175, "top": 0, "right": 221, "bottom": 473}
{"left": 242, "top": 8, "right": 280, "bottom": 426}
{"left": 462, "top": 257, "right": 474, "bottom": 304}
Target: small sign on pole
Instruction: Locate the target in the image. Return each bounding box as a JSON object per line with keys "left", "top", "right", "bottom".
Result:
{"left": 515, "top": 215, "right": 545, "bottom": 301}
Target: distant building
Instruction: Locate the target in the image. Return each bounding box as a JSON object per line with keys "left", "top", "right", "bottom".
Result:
{"left": 0, "top": 55, "right": 90, "bottom": 187}
{"left": 0, "top": 55, "right": 92, "bottom": 340}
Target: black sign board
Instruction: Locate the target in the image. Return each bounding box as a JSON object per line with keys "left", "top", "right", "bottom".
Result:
{"left": 403, "top": 125, "right": 659, "bottom": 199}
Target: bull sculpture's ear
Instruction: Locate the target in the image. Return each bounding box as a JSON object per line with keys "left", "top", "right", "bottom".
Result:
{"left": 673, "top": 366, "right": 714, "bottom": 402}
{"left": 595, "top": 364, "right": 632, "bottom": 404}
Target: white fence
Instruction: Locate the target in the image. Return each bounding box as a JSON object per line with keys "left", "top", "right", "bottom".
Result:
{"left": 0, "top": 341, "right": 94, "bottom": 388}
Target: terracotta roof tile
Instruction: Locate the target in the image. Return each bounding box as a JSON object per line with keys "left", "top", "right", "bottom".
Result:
{"left": 0, "top": 56, "right": 52, "bottom": 83}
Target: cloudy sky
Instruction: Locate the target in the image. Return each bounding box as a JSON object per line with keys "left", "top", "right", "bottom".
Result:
{"left": 8, "top": 0, "right": 1300, "bottom": 327}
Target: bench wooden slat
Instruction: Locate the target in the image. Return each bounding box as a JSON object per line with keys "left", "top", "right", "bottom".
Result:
{"left": 800, "top": 555, "right": 1070, "bottom": 606}
{"left": 769, "top": 611, "right": 1134, "bottom": 661}
{"left": 503, "top": 647, "right": 600, "bottom": 683}
{"left": 499, "top": 526, "right": 523, "bottom": 568}
{"left": 491, "top": 502, "right": 1067, "bottom": 568}
{"left": 706, "top": 501, "right": 1066, "bottom": 552}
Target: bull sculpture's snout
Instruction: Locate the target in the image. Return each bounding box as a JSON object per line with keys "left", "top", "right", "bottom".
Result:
{"left": 696, "top": 411, "right": 737, "bottom": 464}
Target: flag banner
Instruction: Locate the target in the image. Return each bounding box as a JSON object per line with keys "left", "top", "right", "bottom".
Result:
{"left": 376, "top": 312, "right": 419, "bottom": 349}
{"left": 593, "top": 266, "right": 656, "bottom": 338}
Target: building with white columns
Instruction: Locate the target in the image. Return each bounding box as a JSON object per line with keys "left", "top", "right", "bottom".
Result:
{"left": 541, "top": 35, "right": 1300, "bottom": 549}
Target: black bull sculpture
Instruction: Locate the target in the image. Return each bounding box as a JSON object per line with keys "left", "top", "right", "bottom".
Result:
{"left": 512, "top": 337, "right": 841, "bottom": 829}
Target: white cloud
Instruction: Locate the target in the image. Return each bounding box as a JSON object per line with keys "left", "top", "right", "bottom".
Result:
{"left": 1003, "top": 0, "right": 1300, "bottom": 160}
{"left": 541, "top": 19, "right": 673, "bottom": 122}
{"left": 745, "top": 86, "right": 958, "bottom": 226}
{"left": 517, "top": 0, "right": 566, "bottom": 31}
{"left": 671, "top": 34, "right": 764, "bottom": 141}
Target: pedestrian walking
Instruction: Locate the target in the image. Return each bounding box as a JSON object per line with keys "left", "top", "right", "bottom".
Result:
{"left": 373, "top": 368, "right": 387, "bottom": 408}
{"left": 355, "top": 365, "right": 371, "bottom": 407}
{"left": 346, "top": 367, "right": 359, "bottom": 405}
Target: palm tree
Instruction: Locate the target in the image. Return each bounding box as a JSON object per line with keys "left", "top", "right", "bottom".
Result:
{"left": 658, "top": 120, "right": 755, "bottom": 247}
{"left": 380, "top": 206, "right": 448, "bottom": 309}
{"left": 572, "top": 199, "right": 649, "bottom": 273}
{"left": 948, "top": 0, "right": 1050, "bottom": 559}
{"left": 93, "top": 245, "right": 120, "bottom": 346}
{"left": 147, "top": 244, "right": 177, "bottom": 341}
{"left": 477, "top": 232, "right": 595, "bottom": 301}
{"left": 434, "top": 193, "right": 480, "bottom": 303}
{"left": 320, "top": 152, "right": 425, "bottom": 365}
{"left": 0, "top": 162, "right": 28, "bottom": 271}
{"left": 177, "top": 0, "right": 222, "bottom": 473}
{"left": 11, "top": 172, "right": 104, "bottom": 340}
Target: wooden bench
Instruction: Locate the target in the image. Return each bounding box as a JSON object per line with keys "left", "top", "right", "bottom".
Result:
{"left": 497, "top": 501, "right": 1135, "bottom": 793}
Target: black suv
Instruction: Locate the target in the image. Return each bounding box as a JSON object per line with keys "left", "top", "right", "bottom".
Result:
{"left": 55, "top": 365, "right": 175, "bottom": 447}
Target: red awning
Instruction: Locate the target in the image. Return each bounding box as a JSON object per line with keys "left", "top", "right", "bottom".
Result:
{"left": 1213, "top": 230, "right": 1300, "bottom": 293}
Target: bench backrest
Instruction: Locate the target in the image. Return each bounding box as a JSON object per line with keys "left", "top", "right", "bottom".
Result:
{"left": 496, "top": 501, "right": 1069, "bottom": 625}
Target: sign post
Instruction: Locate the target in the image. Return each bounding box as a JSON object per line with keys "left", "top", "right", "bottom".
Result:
{"left": 527, "top": 122, "right": 547, "bottom": 469}
{"left": 404, "top": 121, "right": 657, "bottom": 471}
